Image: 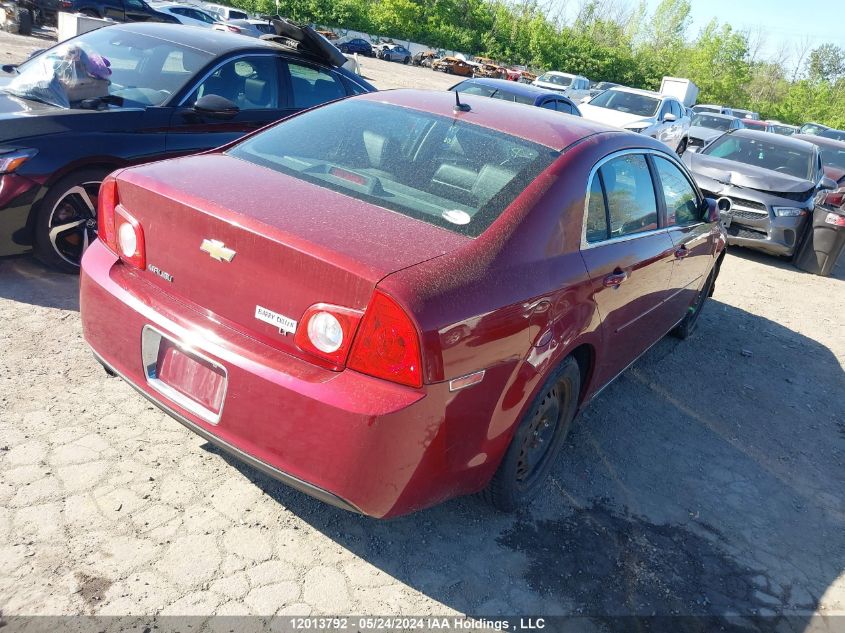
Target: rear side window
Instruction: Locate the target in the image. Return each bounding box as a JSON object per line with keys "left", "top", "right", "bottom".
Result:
{"left": 653, "top": 156, "right": 701, "bottom": 225}
{"left": 227, "top": 99, "right": 556, "bottom": 237}
{"left": 586, "top": 154, "right": 658, "bottom": 242}
{"left": 286, "top": 62, "right": 346, "bottom": 109}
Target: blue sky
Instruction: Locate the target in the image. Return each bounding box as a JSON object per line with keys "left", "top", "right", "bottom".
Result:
{"left": 563, "top": 0, "right": 844, "bottom": 66}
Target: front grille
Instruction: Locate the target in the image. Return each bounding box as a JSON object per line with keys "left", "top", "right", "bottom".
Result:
{"left": 730, "top": 197, "right": 767, "bottom": 211}
{"left": 731, "top": 208, "right": 768, "bottom": 220}
{"left": 727, "top": 225, "right": 767, "bottom": 239}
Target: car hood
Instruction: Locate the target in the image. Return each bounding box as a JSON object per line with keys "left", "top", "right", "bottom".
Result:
{"left": 687, "top": 126, "right": 723, "bottom": 142}
{"left": 578, "top": 103, "right": 651, "bottom": 128}
{"left": 685, "top": 152, "right": 815, "bottom": 193}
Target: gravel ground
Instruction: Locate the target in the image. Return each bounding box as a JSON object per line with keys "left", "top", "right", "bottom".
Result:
{"left": 1, "top": 48, "right": 845, "bottom": 623}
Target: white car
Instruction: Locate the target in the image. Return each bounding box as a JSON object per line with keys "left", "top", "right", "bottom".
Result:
{"left": 579, "top": 86, "right": 691, "bottom": 154}
{"left": 532, "top": 72, "right": 591, "bottom": 101}
{"left": 149, "top": 2, "right": 217, "bottom": 27}
{"left": 212, "top": 17, "right": 276, "bottom": 36}
{"left": 202, "top": 2, "right": 249, "bottom": 21}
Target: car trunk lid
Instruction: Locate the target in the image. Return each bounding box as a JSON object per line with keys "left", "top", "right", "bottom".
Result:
{"left": 115, "top": 153, "right": 469, "bottom": 358}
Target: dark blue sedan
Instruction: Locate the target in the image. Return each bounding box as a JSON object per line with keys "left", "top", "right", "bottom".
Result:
{"left": 449, "top": 78, "right": 582, "bottom": 116}
{"left": 338, "top": 38, "right": 374, "bottom": 57}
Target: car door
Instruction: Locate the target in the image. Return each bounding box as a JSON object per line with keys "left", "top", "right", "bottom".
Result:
{"left": 166, "top": 54, "right": 285, "bottom": 154}
{"left": 580, "top": 151, "right": 679, "bottom": 386}
{"left": 123, "top": 0, "right": 152, "bottom": 21}
{"left": 650, "top": 154, "right": 714, "bottom": 316}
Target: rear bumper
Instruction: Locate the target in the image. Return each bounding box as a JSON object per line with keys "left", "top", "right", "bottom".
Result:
{"left": 80, "top": 240, "right": 499, "bottom": 517}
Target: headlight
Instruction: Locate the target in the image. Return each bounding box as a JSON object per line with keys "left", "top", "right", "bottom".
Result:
{"left": 772, "top": 207, "right": 805, "bottom": 217}
{"left": 0, "top": 148, "right": 37, "bottom": 175}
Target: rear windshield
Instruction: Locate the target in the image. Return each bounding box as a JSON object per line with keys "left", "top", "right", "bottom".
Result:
{"left": 588, "top": 89, "right": 659, "bottom": 117}
{"left": 704, "top": 135, "right": 814, "bottom": 180}
{"left": 820, "top": 129, "right": 845, "bottom": 142}
{"left": 227, "top": 100, "right": 557, "bottom": 237}
{"left": 820, "top": 147, "right": 845, "bottom": 171}
{"left": 691, "top": 114, "right": 733, "bottom": 131}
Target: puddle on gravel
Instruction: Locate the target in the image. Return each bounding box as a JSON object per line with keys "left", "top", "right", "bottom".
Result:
{"left": 498, "top": 500, "right": 794, "bottom": 620}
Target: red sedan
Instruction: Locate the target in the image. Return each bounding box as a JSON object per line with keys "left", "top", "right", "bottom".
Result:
{"left": 80, "top": 90, "right": 726, "bottom": 518}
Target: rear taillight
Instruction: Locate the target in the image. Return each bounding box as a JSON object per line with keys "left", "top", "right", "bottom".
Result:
{"left": 347, "top": 290, "right": 422, "bottom": 388}
{"left": 96, "top": 177, "right": 145, "bottom": 269}
{"left": 226, "top": 25, "right": 241, "bottom": 32}
{"left": 294, "top": 304, "right": 363, "bottom": 367}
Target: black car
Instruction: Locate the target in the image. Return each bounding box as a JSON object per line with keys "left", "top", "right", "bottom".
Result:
{"left": 57, "top": 0, "right": 180, "bottom": 22}
{"left": 0, "top": 21, "right": 375, "bottom": 271}
{"left": 337, "top": 38, "right": 373, "bottom": 57}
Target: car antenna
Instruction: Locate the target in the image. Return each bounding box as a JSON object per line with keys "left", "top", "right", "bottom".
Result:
{"left": 454, "top": 91, "right": 471, "bottom": 113}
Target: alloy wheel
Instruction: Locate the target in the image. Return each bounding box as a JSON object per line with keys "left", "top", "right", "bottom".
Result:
{"left": 47, "top": 181, "right": 101, "bottom": 268}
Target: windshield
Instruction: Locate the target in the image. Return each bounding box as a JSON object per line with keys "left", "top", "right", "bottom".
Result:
{"left": 820, "top": 129, "right": 845, "bottom": 142}
{"left": 770, "top": 124, "right": 796, "bottom": 136}
{"left": 588, "top": 90, "right": 659, "bottom": 117}
{"left": 691, "top": 114, "right": 733, "bottom": 131}
{"left": 538, "top": 74, "right": 571, "bottom": 87}
{"left": 819, "top": 147, "right": 845, "bottom": 171}
{"left": 3, "top": 27, "right": 212, "bottom": 108}
{"left": 704, "top": 135, "right": 814, "bottom": 180}
{"left": 227, "top": 100, "right": 557, "bottom": 237}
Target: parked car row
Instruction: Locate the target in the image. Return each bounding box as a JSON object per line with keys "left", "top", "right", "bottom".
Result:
{"left": 1, "top": 21, "right": 841, "bottom": 520}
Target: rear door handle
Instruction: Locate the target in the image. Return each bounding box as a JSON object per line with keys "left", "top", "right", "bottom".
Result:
{"left": 603, "top": 270, "right": 628, "bottom": 288}
{"left": 675, "top": 246, "right": 689, "bottom": 259}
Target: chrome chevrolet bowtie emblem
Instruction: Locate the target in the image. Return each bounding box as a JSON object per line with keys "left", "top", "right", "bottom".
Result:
{"left": 200, "top": 239, "right": 236, "bottom": 262}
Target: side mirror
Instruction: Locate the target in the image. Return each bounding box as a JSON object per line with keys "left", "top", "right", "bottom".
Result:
{"left": 818, "top": 176, "right": 837, "bottom": 191}
{"left": 663, "top": 112, "right": 677, "bottom": 123}
{"left": 705, "top": 196, "right": 729, "bottom": 223}
{"left": 193, "top": 94, "right": 240, "bottom": 120}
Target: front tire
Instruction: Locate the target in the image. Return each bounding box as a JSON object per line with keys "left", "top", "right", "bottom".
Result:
{"left": 33, "top": 168, "right": 109, "bottom": 273}
{"left": 483, "top": 356, "right": 581, "bottom": 512}
{"left": 672, "top": 266, "right": 715, "bottom": 339}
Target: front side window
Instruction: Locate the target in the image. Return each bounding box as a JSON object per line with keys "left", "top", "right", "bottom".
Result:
{"left": 654, "top": 156, "right": 701, "bottom": 226}
{"left": 3, "top": 27, "right": 212, "bottom": 108}
{"left": 287, "top": 62, "right": 346, "bottom": 109}
{"left": 602, "top": 154, "right": 658, "bottom": 238}
{"left": 187, "top": 56, "right": 279, "bottom": 110}
{"left": 227, "top": 100, "right": 556, "bottom": 237}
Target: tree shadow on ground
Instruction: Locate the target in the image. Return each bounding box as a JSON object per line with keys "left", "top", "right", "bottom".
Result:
{"left": 209, "top": 297, "right": 845, "bottom": 628}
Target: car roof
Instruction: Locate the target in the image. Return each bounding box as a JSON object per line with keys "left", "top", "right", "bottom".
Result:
{"left": 358, "top": 89, "right": 634, "bottom": 149}
{"left": 732, "top": 128, "right": 817, "bottom": 150}
{"left": 692, "top": 112, "right": 735, "bottom": 120}
{"left": 607, "top": 85, "right": 665, "bottom": 99}
{"left": 456, "top": 78, "right": 573, "bottom": 101}
{"left": 793, "top": 133, "right": 845, "bottom": 149}
{"left": 112, "top": 21, "right": 278, "bottom": 54}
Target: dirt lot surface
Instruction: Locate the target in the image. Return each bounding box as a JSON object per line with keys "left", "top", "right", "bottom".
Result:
{"left": 0, "top": 27, "right": 56, "bottom": 65}
{"left": 1, "top": 51, "right": 845, "bottom": 624}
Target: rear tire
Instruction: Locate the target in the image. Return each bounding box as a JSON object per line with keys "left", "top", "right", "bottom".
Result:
{"left": 403, "top": 56, "right": 410, "bottom": 65}
{"left": 33, "top": 168, "right": 110, "bottom": 273}
{"left": 672, "top": 267, "right": 715, "bottom": 339}
{"left": 482, "top": 356, "right": 581, "bottom": 512}
{"left": 18, "top": 9, "right": 33, "bottom": 35}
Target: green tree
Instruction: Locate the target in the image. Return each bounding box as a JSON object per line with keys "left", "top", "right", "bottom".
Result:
{"left": 807, "top": 43, "right": 845, "bottom": 82}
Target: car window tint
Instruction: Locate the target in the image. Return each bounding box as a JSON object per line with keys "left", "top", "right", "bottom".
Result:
{"left": 540, "top": 100, "right": 556, "bottom": 110}
{"left": 600, "top": 154, "right": 658, "bottom": 237}
{"left": 585, "top": 172, "right": 609, "bottom": 243}
{"left": 287, "top": 62, "right": 346, "bottom": 109}
{"left": 456, "top": 83, "right": 496, "bottom": 98}
{"left": 557, "top": 101, "right": 572, "bottom": 114}
{"left": 227, "top": 100, "right": 555, "bottom": 237}
{"left": 654, "top": 156, "right": 700, "bottom": 225}
{"left": 188, "top": 56, "right": 279, "bottom": 110}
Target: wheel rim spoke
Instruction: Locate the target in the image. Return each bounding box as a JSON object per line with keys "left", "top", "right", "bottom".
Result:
{"left": 64, "top": 185, "right": 96, "bottom": 214}
{"left": 49, "top": 219, "right": 86, "bottom": 243}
